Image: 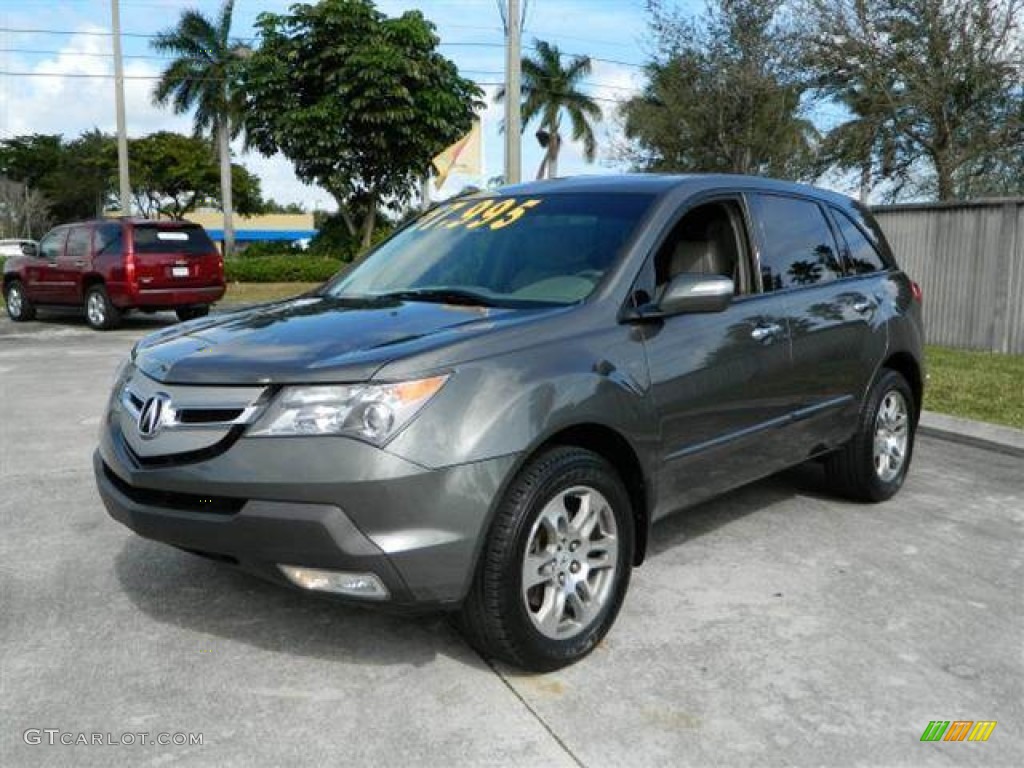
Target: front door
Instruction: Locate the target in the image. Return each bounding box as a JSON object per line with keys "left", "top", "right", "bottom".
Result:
{"left": 638, "top": 197, "right": 800, "bottom": 518}
{"left": 26, "top": 227, "right": 69, "bottom": 302}
{"left": 52, "top": 224, "right": 93, "bottom": 304}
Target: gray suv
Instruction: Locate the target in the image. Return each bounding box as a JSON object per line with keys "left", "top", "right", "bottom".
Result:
{"left": 96, "top": 175, "right": 924, "bottom": 670}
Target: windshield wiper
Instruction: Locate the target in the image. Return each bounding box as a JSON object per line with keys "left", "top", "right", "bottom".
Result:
{"left": 374, "top": 288, "right": 504, "bottom": 307}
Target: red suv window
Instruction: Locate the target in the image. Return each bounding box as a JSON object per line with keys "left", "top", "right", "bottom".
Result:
{"left": 133, "top": 225, "right": 215, "bottom": 255}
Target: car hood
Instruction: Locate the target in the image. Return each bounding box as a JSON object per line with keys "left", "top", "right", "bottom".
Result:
{"left": 133, "top": 295, "right": 560, "bottom": 384}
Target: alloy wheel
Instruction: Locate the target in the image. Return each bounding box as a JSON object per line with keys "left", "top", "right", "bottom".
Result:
{"left": 873, "top": 390, "right": 909, "bottom": 482}
{"left": 87, "top": 291, "right": 106, "bottom": 327}
{"left": 521, "top": 485, "right": 619, "bottom": 640}
{"left": 7, "top": 285, "right": 23, "bottom": 316}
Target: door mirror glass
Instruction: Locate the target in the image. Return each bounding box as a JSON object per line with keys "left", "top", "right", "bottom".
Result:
{"left": 20, "top": 242, "right": 38, "bottom": 257}
{"left": 658, "top": 273, "right": 734, "bottom": 315}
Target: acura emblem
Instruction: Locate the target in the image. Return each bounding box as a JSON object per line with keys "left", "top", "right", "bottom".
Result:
{"left": 138, "top": 393, "right": 172, "bottom": 439}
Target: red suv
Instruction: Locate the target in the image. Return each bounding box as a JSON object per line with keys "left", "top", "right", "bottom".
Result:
{"left": 3, "top": 218, "right": 225, "bottom": 330}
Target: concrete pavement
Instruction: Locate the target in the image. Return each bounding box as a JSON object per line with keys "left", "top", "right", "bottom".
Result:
{"left": 1, "top": 313, "right": 1021, "bottom": 767}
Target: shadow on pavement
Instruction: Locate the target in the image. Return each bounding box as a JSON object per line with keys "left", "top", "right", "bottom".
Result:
{"left": 650, "top": 461, "right": 835, "bottom": 556}
{"left": 115, "top": 535, "right": 480, "bottom": 669}
{"left": 2, "top": 307, "right": 179, "bottom": 333}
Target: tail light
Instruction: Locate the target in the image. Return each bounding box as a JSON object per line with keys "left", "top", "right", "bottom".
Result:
{"left": 910, "top": 281, "right": 923, "bottom": 302}
{"left": 125, "top": 251, "right": 136, "bottom": 285}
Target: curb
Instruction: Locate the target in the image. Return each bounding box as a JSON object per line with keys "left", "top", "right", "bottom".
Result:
{"left": 918, "top": 410, "right": 1024, "bottom": 458}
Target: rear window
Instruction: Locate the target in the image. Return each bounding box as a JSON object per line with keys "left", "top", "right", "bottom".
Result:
{"left": 132, "top": 225, "right": 215, "bottom": 255}
{"left": 832, "top": 209, "right": 887, "bottom": 275}
{"left": 753, "top": 194, "right": 843, "bottom": 291}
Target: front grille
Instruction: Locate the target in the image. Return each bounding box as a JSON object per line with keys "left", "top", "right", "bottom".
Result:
{"left": 177, "top": 408, "right": 245, "bottom": 424}
{"left": 103, "top": 463, "right": 246, "bottom": 515}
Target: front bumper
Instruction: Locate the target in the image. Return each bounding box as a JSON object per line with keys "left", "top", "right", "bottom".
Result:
{"left": 95, "top": 429, "right": 517, "bottom": 608}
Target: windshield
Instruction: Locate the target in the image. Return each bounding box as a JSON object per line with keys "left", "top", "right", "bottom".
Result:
{"left": 327, "top": 192, "right": 654, "bottom": 306}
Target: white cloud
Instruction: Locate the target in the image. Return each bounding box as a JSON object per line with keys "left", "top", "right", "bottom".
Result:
{"left": 0, "top": 24, "right": 329, "bottom": 210}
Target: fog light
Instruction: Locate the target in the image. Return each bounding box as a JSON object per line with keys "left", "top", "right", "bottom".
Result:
{"left": 278, "top": 565, "right": 389, "bottom": 600}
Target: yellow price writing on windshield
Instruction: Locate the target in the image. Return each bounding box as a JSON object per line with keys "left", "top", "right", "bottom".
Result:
{"left": 417, "top": 198, "right": 543, "bottom": 232}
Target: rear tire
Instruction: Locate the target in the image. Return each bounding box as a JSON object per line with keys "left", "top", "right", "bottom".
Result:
{"left": 4, "top": 280, "right": 36, "bottom": 321}
{"left": 175, "top": 305, "right": 210, "bottom": 322}
{"left": 825, "top": 369, "right": 916, "bottom": 502}
{"left": 459, "top": 446, "right": 634, "bottom": 671}
{"left": 84, "top": 285, "right": 121, "bottom": 330}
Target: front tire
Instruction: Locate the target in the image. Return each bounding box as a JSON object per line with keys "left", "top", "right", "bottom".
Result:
{"left": 4, "top": 280, "right": 36, "bottom": 321}
{"left": 84, "top": 285, "right": 121, "bottom": 330}
{"left": 826, "top": 369, "right": 916, "bottom": 502}
{"left": 459, "top": 446, "right": 634, "bottom": 671}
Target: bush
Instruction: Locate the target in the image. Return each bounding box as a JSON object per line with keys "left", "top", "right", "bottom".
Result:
{"left": 235, "top": 240, "right": 306, "bottom": 259}
{"left": 224, "top": 254, "right": 345, "bottom": 283}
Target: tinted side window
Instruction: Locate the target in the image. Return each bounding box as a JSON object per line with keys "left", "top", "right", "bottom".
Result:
{"left": 754, "top": 195, "right": 842, "bottom": 292}
{"left": 832, "top": 209, "right": 886, "bottom": 275}
{"left": 66, "top": 226, "right": 91, "bottom": 260}
{"left": 39, "top": 228, "right": 67, "bottom": 260}
{"left": 95, "top": 222, "right": 124, "bottom": 257}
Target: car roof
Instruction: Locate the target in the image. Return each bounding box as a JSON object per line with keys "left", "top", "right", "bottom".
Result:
{"left": 50, "top": 217, "right": 203, "bottom": 228}
{"left": 493, "top": 173, "right": 856, "bottom": 207}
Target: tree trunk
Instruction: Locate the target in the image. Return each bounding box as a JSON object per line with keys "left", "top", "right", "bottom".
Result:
{"left": 547, "top": 132, "right": 560, "bottom": 179}
{"left": 218, "top": 121, "right": 235, "bottom": 257}
{"left": 935, "top": 159, "right": 954, "bottom": 201}
{"left": 535, "top": 154, "right": 548, "bottom": 180}
{"left": 360, "top": 191, "right": 377, "bottom": 252}
{"left": 859, "top": 161, "right": 871, "bottom": 205}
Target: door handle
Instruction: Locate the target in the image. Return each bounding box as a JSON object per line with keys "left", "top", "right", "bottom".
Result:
{"left": 852, "top": 300, "right": 875, "bottom": 314}
{"left": 751, "top": 322, "right": 783, "bottom": 342}
{"left": 73, "top": 260, "right": 85, "bottom": 267}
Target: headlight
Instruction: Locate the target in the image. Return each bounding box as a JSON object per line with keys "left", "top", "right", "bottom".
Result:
{"left": 248, "top": 375, "right": 448, "bottom": 445}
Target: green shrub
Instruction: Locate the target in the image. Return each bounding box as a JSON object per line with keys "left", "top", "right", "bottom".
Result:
{"left": 235, "top": 240, "right": 306, "bottom": 259}
{"left": 224, "top": 254, "right": 344, "bottom": 283}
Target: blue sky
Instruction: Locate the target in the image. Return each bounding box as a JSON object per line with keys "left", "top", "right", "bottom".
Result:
{"left": 0, "top": 0, "right": 699, "bottom": 209}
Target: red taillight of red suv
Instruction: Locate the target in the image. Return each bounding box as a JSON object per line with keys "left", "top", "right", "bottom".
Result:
{"left": 911, "top": 281, "right": 923, "bottom": 303}
{"left": 125, "top": 251, "right": 137, "bottom": 289}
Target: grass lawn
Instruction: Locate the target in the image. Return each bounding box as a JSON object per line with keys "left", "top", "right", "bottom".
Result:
{"left": 924, "top": 345, "right": 1023, "bottom": 430}
{"left": 221, "top": 282, "right": 323, "bottom": 305}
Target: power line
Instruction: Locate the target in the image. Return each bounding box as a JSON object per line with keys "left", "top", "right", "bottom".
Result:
{"left": 0, "top": 27, "right": 647, "bottom": 69}
{"left": 0, "top": 47, "right": 171, "bottom": 60}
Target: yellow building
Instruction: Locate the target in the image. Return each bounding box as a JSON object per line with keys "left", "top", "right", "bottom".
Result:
{"left": 186, "top": 210, "right": 317, "bottom": 251}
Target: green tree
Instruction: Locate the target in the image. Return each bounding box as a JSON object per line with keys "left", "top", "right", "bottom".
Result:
{"left": 496, "top": 40, "right": 602, "bottom": 179}
{"left": 802, "top": 0, "right": 1024, "bottom": 200}
{"left": 620, "top": 0, "right": 816, "bottom": 179}
{"left": 242, "top": 0, "right": 482, "bottom": 248}
{"left": 128, "top": 132, "right": 264, "bottom": 220}
{"left": 129, "top": 132, "right": 219, "bottom": 219}
{"left": 0, "top": 132, "right": 116, "bottom": 222}
{"left": 152, "top": 0, "right": 247, "bottom": 253}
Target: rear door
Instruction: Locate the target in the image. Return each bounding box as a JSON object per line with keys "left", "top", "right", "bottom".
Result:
{"left": 749, "top": 193, "right": 885, "bottom": 453}
{"left": 130, "top": 223, "right": 222, "bottom": 291}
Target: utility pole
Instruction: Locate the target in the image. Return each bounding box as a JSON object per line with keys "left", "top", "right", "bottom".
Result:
{"left": 504, "top": 0, "right": 522, "bottom": 184}
{"left": 111, "top": 0, "right": 132, "bottom": 216}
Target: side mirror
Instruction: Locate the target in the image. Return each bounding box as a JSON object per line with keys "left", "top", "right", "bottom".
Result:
{"left": 21, "top": 242, "right": 38, "bottom": 258}
{"left": 657, "top": 273, "right": 734, "bottom": 315}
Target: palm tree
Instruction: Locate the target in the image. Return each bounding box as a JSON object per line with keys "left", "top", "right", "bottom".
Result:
{"left": 151, "top": 0, "right": 246, "bottom": 255}
{"left": 496, "top": 40, "right": 602, "bottom": 180}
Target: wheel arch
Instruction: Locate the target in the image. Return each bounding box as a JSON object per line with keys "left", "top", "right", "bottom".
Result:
{"left": 882, "top": 350, "right": 923, "bottom": 422}
{"left": 82, "top": 273, "right": 106, "bottom": 297}
{"left": 530, "top": 422, "right": 651, "bottom": 566}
